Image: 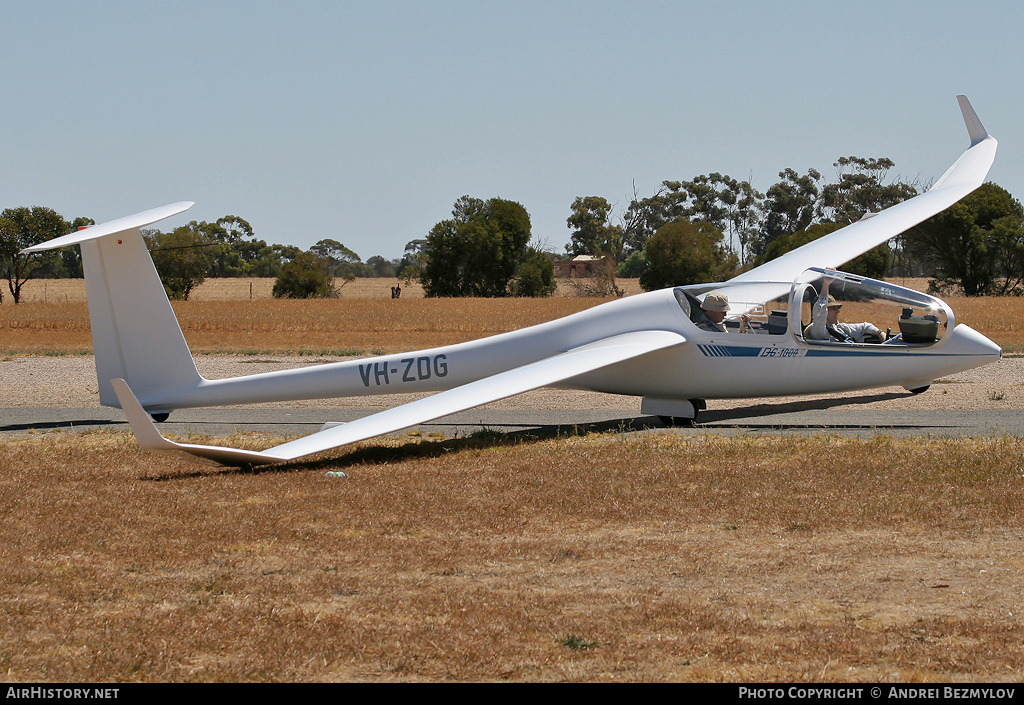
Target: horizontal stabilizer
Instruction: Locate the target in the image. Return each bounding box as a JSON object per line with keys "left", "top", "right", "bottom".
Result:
{"left": 22, "top": 202, "right": 194, "bottom": 253}
{"left": 113, "top": 330, "right": 687, "bottom": 466}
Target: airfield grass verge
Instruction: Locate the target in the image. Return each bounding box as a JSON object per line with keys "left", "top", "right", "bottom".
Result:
{"left": 3, "top": 278, "right": 1024, "bottom": 355}
{"left": 2, "top": 431, "right": 1023, "bottom": 682}
{"left": 0, "top": 297, "right": 607, "bottom": 356}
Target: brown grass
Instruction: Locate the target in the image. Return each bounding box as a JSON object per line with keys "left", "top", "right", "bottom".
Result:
{"left": 2, "top": 276, "right": 647, "bottom": 304}
{"left": 1, "top": 431, "right": 1022, "bottom": 682}
{"left": 4, "top": 276, "right": 1024, "bottom": 682}
{"left": 2, "top": 278, "right": 1023, "bottom": 355}
{"left": 0, "top": 298, "right": 609, "bottom": 355}
{"left": 0, "top": 278, "right": 644, "bottom": 355}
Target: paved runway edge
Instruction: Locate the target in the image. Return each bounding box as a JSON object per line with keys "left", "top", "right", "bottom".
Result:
{"left": 5, "top": 406, "right": 1024, "bottom": 440}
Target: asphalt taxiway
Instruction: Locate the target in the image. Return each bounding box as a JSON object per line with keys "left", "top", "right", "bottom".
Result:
{"left": 5, "top": 391, "right": 1023, "bottom": 442}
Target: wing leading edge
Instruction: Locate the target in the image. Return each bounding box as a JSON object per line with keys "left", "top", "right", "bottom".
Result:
{"left": 722, "top": 96, "right": 996, "bottom": 298}
{"left": 113, "top": 330, "right": 687, "bottom": 466}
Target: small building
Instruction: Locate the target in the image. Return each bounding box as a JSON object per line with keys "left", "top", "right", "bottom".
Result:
{"left": 554, "top": 255, "right": 615, "bottom": 279}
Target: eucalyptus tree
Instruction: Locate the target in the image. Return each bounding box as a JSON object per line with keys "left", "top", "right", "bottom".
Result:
{"left": 0, "top": 206, "right": 68, "bottom": 303}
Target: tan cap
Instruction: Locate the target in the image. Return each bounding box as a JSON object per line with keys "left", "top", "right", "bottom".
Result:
{"left": 827, "top": 295, "right": 842, "bottom": 308}
{"left": 701, "top": 291, "right": 729, "bottom": 312}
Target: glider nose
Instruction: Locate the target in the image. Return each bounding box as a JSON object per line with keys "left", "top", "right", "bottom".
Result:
{"left": 950, "top": 324, "right": 1002, "bottom": 362}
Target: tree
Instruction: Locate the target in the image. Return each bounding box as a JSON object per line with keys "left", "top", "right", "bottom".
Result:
{"left": 621, "top": 175, "right": 763, "bottom": 263}
{"left": 667, "top": 174, "right": 766, "bottom": 264}
{"left": 619, "top": 155, "right": 919, "bottom": 267}
{"left": 216, "top": 215, "right": 254, "bottom": 243}
{"left": 395, "top": 239, "right": 427, "bottom": 281}
{"left": 717, "top": 177, "right": 764, "bottom": 265}
{"left": 421, "top": 196, "right": 533, "bottom": 297}
{"left": 668, "top": 176, "right": 729, "bottom": 230}
{"left": 752, "top": 168, "right": 822, "bottom": 259}
{"left": 0, "top": 206, "right": 69, "bottom": 303}
{"left": 228, "top": 240, "right": 298, "bottom": 278}
{"left": 144, "top": 226, "right": 217, "bottom": 300}
{"left": 365, "top": 255, "right": 396, "bottom": 278}
{"left": 616, "top": 250, "right": 649, "bottom": 278}
{"left": 566, "top": 196, "right": 624, "bottom": 260}
{"left": 639, "top": 221, "right": 738, "bottom": 291}
{"left": 272, "top": 251, "right": 339, "bottom": 299}
{"left": 187, "top": 215, "right": 257, "bottom": 277}
{"left": 309, "top": 238, "right": 363, "bottom": 276}
{"left": 510, "top": 247, "right": 556, "bottom": 297}
{"left": 622, "top": 183, "right": 689, "bottom": 255}
{"left": 53, "top": 217, "right": 95, "bottom": 278}
{"left": 818, "top": 157, "right": 918, "bottom": 224}
{"left": 903, "top": 182, "right": 1024, "bottom": 296}
{"left": 818, "top": 156, "right": 918, "bottom": 278}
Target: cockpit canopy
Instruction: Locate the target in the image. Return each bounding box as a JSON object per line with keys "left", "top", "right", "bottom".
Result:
{"left": 674, "top": 267, "right": 953, "bottom": 346}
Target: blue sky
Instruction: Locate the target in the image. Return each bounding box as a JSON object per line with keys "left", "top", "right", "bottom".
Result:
{"left": 2, "top": 0, "right": 1020, "bottom": 260}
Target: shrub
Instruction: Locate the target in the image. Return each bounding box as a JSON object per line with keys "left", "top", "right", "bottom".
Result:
{"left": 272, "top": 251, "right": 339, "bottom": 299}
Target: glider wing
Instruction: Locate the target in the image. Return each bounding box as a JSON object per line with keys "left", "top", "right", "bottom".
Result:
{"left": 718, "top": 96, "right": 996, "bottom": 305}
{"left": 113, "top": 330, "right": 687, "bottom": 466}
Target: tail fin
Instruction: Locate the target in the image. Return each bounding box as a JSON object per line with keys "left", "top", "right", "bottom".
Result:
{"left": 23, "top": 202, "right": 202, "bottom": 408}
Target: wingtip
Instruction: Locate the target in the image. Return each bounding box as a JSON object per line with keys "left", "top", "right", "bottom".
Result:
{"left": 111, "top": 377, "right": 286, "bottom": 466}
{"left": 957, "top": 95, "right": 990, "bottom": 146}
{"left": 110, "top": 378, "right": 178, "bottom": 451}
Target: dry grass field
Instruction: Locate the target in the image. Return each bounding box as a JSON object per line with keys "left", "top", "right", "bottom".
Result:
{"left": 2, "top": 277, "right": 1024, "bottom": 682}
{"left": 2, "top": 432, "right": 1023, "bottom": 682}
{"left": 3, "top": 277, "right": 1024, "bottom": 354}
{"left": 2, "top": 276, "right": 649, "bottom": 305}
{"left": 0, "top": 278, "right": 643, "bottom": 355}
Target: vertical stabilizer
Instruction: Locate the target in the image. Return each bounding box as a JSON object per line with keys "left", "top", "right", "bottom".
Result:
{"left": 23, "top": 202, "right": 202, "bottom": 408}
{"left": 80, "top": 230, "right": 202, "bottom": 407}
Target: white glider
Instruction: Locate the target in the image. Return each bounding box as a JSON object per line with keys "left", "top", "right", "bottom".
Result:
{"left": 25, "top": 96, "right": 1001, "bottom": 465}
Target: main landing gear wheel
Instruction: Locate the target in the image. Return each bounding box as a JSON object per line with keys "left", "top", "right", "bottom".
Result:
{"left": 658, "top": 399, "right": 706, "bottom": 427}
{"left": 642, "top": 397, "right": 706, "bottom": 426}
{"left": 908, "top": 385, "right": 931, "bottom": 395}
{"left": 659, "top": 415, "right": 695, "bottom": 427}
{"left": 150, "top": 412, "right": 171, "bottom": 422}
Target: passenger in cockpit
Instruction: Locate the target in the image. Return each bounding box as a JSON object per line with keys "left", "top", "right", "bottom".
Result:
{"left": 805, "top": 278, "right": 887, "bottom": 343}
{"left": 697, "top": 291, "right": 751, "bottom": 333}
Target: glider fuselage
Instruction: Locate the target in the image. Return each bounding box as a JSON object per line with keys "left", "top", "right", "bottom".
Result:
{"left": 139, "top": 286, "right": 1000, "bottom": 412}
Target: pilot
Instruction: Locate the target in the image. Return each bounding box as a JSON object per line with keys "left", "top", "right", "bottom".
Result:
{"left": 697, "top": 291, "right": 750, "bottom": 333}
{"left": 805, "top": 279, "right": 887, "bottom": 343}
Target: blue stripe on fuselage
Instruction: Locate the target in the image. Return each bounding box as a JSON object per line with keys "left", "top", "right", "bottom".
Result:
{"left": 696, "top": 344, "right": 978, "bottom": 359}
{"left": 697, "top": 344, "right": 767, "bottom": 357}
